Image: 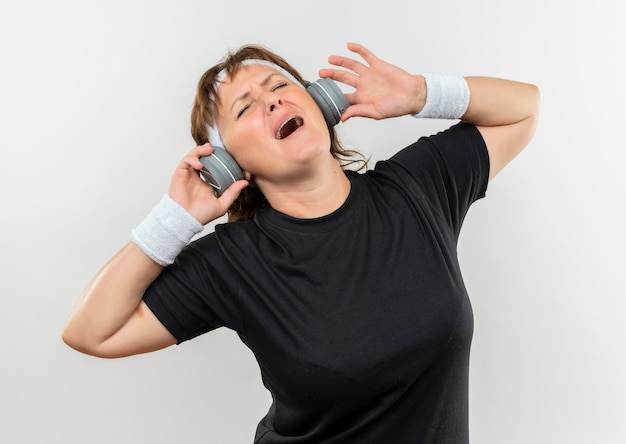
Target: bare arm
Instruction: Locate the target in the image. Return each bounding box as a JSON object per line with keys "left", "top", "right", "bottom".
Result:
{"left": 462, "top": 76, "right": 540, "bottom": 180}
{"left": 321, "top": 43, "right": 540, "bottom": 180}
{"left": 62, "top": 144, "right": 248, "bottom": 358}
{"left": 62, "top": 242, "right": 176, "bottom": 358}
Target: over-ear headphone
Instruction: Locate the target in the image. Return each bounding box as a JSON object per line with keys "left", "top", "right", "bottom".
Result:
{"left": 199, "top": 78, "right": 348, "bottom": 196}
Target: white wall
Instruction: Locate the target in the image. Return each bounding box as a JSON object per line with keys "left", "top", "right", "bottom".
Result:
{"left": 1, "top": 0, "right": 624, "bottom": 442}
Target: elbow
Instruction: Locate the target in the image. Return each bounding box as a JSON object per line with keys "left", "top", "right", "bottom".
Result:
{"left": 61, "top": 323, "right": 108, "bottom": 358}
{"left": 526, "top": 84, "right": 541, "bottom": 148}
{"left": 526, "top": 83, "right": 541, "bottom": 127}
{"left": 61, "top": 321, "right": 77, "bottom": 349}
{"left": 530, "top": 83, "right": 541, "bottom": 121}
{"left": 61, "top": 323, "right": 91, "bottom": 355}
{"left": 519, "top": 83, "right": 541, "bottom": 148}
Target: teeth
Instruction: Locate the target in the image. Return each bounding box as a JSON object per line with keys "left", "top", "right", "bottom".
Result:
{"left": 276, "top": 116, "right": 304, "bottom": 140}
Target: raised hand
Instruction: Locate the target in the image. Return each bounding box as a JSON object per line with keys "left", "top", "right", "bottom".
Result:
{"left": 168, "top": 143, "right": 248, "bottom": 225}
{"left": 319, "top": 42, "right": 426, "bottom": 121}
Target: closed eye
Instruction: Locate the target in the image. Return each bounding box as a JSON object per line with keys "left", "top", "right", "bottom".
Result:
{"left": 236, "top": 82, "right": 288, "bottom": 118}
{"left": 237, "top": 104, "right": 250, "bottom": 119}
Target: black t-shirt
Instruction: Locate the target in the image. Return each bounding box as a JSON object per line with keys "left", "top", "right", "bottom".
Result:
{"left": 144, "top": 122, "right": 490, "bottom": 443}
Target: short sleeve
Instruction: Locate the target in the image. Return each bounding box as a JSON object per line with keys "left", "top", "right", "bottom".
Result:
{"left": 142, "top": 232, "right": 242, "bottom": 343}
{"left": 377, "top": 122, "right": 489, "bottom": 238}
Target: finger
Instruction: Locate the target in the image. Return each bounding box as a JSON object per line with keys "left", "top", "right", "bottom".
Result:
{"left": 194, "top": 143, "right": 214, "bottom": 170}
{"left": 195, "top": 143, "right": 213, "bottom": 160}
{"left": 346, "top": 42, "right": 380, "bottom": 66}
{"left": 216, "top": 179, "right": 249, "bottom": 209}
{"left": 318, "top": 68, "right": 359, "bottom": 89}
{"left": 326, "top": 54, "right": 369, "bottom": 75}
{"left": 179, "top": 143, "right": 212, "bottom": 171}
{"left": 340, "top": 104, "right": 379, "bottom": 122}
{"left": 197, "top": 142, "right": 213, "bottom": 155}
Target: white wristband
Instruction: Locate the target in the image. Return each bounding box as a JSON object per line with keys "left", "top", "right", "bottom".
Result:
{"left": 412, "top": 72, "right": 470, "bottom": 120}
{"left": 131, "top": 194, "right": 203, "bottom": 266}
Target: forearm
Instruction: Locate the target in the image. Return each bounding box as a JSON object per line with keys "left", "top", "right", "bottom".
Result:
{"left": 62, "top": 143, "right": 244, "bottom": 357}
{"left": 324, "top": 43, "right": 540, "bottom": 181}
{"left": 461, "top": 76, "right": 540, "bottom": 127}
{"left": 459, "top": 76, "right": 540, "bottom": 180}
{"left": 62, "top": 242, "right": 163, "bottom": 353}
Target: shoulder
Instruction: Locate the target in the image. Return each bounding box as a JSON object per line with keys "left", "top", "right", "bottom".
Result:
{"left": 366, "top": 123, "right": 489, "bottom": 234}
{"left": 194, "top": 219, "right": 261, "bottom": 255}
{"left": 379, "top": 123, "right": 488, "bottom": 188}
{"left": 390, "top": 123, "right": 486, "bottom": 165}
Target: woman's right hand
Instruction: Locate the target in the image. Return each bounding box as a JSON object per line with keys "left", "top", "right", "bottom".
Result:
{"left": 168, "top": 143, "right": 248, "bottom": 225}
{"left": 62, "top": 143, "right": 248, "bottom": 359}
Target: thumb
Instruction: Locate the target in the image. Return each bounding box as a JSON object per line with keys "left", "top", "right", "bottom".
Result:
{"left": 216, "top": 180, "right": 249, "bottom": 209}
{"left": 341, "top": 104, "right": 378, "bottom": 122}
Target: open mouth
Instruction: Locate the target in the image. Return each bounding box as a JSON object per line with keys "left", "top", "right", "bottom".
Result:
{"left": 275, "top": 115, "right": 304, "bottom": 140}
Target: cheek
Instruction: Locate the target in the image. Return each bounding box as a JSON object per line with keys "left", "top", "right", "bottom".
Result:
{"left": 226, "top": 132, "right": 271, "bottom": 173}
{"left": 219, "top": 119, "right": 261, "bottom": 160}
{"left": 307, "top": 102, "right": 333, "bottom": 143}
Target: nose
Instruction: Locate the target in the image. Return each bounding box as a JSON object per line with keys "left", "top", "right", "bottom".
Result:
{"left": 264, "top": 92, "right": 283, "bottom": 113}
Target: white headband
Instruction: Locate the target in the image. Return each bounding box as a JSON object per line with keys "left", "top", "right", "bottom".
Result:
{"left": 207, "top": 59, "right": 304, "bottom": 149}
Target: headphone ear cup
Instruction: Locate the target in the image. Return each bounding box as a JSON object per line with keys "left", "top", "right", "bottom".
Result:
{"left": 198, "top": 146, "right": 244, "bottom": 197}
{"left": 306, "top": 78, "right": 349, "bottom": 127}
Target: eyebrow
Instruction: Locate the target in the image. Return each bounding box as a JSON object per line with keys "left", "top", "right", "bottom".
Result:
{"left": 229, "top": 73, "right": 282, "bottom": 113}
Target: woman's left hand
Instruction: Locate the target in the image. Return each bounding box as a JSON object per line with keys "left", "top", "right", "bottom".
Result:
{"left": 319, "top": 42, "right": 426, "bottom": 121}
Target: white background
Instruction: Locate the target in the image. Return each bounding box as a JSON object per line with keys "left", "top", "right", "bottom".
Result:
{"left": 1, "top": 0, "right": 625, "bottom": 442}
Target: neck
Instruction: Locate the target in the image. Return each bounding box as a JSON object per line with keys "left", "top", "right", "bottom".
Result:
{"left": 260, "top": 161, "right": 351, "bottom": 219}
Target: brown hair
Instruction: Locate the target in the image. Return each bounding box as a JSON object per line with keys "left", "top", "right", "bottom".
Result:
{"left": 190, "top": 45, "right": 367, "bottom": 222}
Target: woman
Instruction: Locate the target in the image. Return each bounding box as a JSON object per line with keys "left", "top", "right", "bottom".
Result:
{"left": 63, "top": 42, "right": 540, "bottom": 442}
